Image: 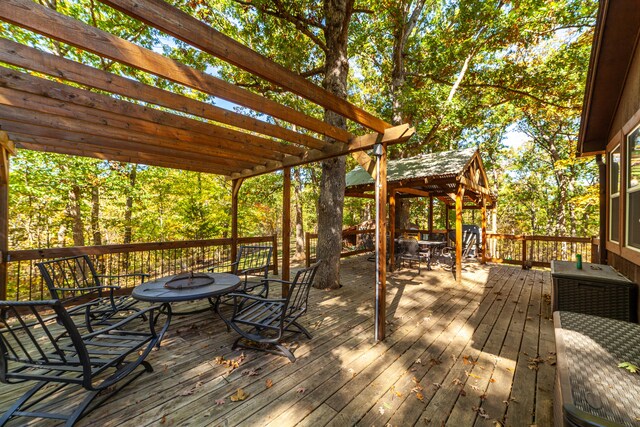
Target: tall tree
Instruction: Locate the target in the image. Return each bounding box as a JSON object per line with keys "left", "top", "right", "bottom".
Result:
{"left": 315, "top": 0, "right": 354, "bottom": 289}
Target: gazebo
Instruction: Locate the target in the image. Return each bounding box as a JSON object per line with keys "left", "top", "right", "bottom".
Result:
{"left": 0, "top": 0, "right": 415, "bottom": 340}
{"left": 345, "top": 147, "right": 495, "bottom": 281}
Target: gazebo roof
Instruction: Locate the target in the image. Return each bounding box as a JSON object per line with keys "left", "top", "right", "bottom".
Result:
{"left": 346, "top": 147, "right": 477, "bottom": 187}
{"left": 345, "top": 147, "right": 495, "bottom": 208}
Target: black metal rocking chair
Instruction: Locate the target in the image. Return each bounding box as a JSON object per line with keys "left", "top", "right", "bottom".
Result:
{"left": 37, "top": 255, "right": 149, "bottom": 332}
{"left": 0, "top": 299, "right": 171, "bottom": 426}
{"left": 209, "top": 245, "right": 273, "bottom": 298}
{"left": 218, "top": 261, "right": 320, "bottom": 363}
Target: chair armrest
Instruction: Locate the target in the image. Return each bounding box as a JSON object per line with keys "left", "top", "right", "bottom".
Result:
{"left": 258, "top": 278, "right": 293, "bottom": 286}
{"left": 80, "top": 304, "right": 165, "bottom": 340}
{"left": 239, "top": 265, "right": 269, "bottom": 275}
{"left": 208, "top": 261, "right": 239, "bottom": 272}
{"left": 97, "top": 273, "right": 150, "bottom": 279}
{"left": 225, "top": 293, "right": 286, "bottom": 305}
{"left": 53, "top": 285, "right": 121, "bottom": 292}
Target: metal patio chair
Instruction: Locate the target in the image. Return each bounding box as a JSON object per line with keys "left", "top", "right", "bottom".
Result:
{"left": 397, "top": 238, "right": 429, "bottom": 273}
{"left": 209, "top": 245, "right": 273, "bottom": 298}
{"left": 37, "top": 255, "right": 149, "bottom": 332}
{"left": 218, "top": 261, "right": 320, "bottom": 362}
{"left": 0, "top": 300, "right": 171, "bottom": 426}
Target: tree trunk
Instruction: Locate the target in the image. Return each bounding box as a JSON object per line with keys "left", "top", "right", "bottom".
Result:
{"left": 68, "top": 185, "right": 84, "bottom": 246}
{"left": 91, "top": 185, "right": 102, "bottom": 245}
{"left": 124, "top": 165, "right": 137, "bottom": 244}
{"left": 293, "top": 167, "right": 305, "bottom": 261}
{"left": 314, "top": 0, "right": 353, "bottom": 290}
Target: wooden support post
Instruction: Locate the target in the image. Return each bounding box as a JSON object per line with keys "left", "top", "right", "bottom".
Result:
{"left": 445, "top": 205, "right": 450, "bottom": 245}
{"left": 481, "top": 197, "right": 487, "bottom": 264}
{"left": 272, "top": 234, "right": 278, "bottom": 275}
{"left": 428, "top": 196, "right": 433, "bottom": 236}
{"left": 389, "top": 189, "right": 396, "bottom": 271}
{"left": 305, "top": 232, "right": 311, "bottom": 267}
{"left": 596, "top": 154, "right": 607, "bottom": 264}
{"left": 522, "top": 235, "right": 527, "bottom": 269}
{"left": 0, "top": 133, "right": 11, "bottom": 301}
{"left": 282, "top": 167, "right": 291, "bottom": 296}
{"left": 455, "top": 186, "right": 464, "bottom": 283}
{"left": 230, "top": 178, "right": 243, "bottom": 264}
{"left": 375, "top": 142, "right": 387, "bottom": 341}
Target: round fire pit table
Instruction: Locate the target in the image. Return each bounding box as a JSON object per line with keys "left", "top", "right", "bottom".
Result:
{"left": 132, "top": 272, "right": 241, "bottom": 315}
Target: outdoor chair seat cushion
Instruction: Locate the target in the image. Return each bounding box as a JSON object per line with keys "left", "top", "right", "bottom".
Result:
{"left": 554, "top": 311, "right": 640, "bottom": 426}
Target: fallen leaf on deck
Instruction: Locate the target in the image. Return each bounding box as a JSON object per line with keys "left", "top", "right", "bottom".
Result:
{"left": 415, "top": 392, "right": 424, "bottom": 402}
{"left": 160, "top": 415, "right": 167, "bottom": 424}
{"left": 465, "top": 370, "right": 482, "bottom": 380}
{"left": 241, "top": 368, "right": 260, "bottom": 376}
{"left": 378, "top": 406, "right": 385, "bottom": 415}
{"left": 296, "top": 387, "right": 306, "bottom": 394}
{"left": 452, "top": 378, "right": 463, "bottom": 386}
{"left": 214, "top": 399, "right": 225, "bottom": 406}
{"left": 470, "top": 384, "right": 480, "bottom": 391}
{"left": 415, "top": 358, "right": 422, "bottom": 365}
{"left": 265, "top": 379, "right": 273, "bottom": 388}
{"left": 618, "top": 362, "right": 639, "bottom": 374}
{"left": 480, "top": 393, "right": 488, "bottom": 400}
{"left": 459, "top": 388, "right": 467, "bottom": 396}
{"left": 473, "top": 406, "right": 490, "bottom": 419}
{"left": 429, "top": 358, "right": 442, "bottom": 366}
{"left": 463, "top": 355, "right": 477, "bottom": 365}
{"left": 230, "top": 388, "right": 249, "bottom": 402}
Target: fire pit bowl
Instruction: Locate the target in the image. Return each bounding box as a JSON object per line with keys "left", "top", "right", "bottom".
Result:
{"left": 164, "top": 272, "right": 215, "bottom": 289}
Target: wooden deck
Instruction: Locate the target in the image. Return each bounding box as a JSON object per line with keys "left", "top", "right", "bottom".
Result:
{"left": 0, "top": 256, "right": 556, "bottom": 427}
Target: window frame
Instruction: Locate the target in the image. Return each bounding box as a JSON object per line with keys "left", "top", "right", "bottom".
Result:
{"left": 606, "top": 134, "right": 622, "bottom": 255}
{"left": 625, "top": 124, "right": 640, "bottom": 253}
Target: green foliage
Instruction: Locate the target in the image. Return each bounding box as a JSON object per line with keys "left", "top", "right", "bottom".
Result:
{"left": 3, "top": 0, "right": 601, "bottom": 249}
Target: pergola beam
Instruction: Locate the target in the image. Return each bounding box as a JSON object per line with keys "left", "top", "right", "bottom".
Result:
{"left": 230, "top": 124, "right": 415, "bottom": 179}
{"left": 18, "top": 140, "right": 234, "bottom": 175}
{"left": 0, "top": 39, "right": 327, "bottom": 150}
{"left": 99, "top": 0, "right": 391, "bottom": 134}
{"left": 0, "top": 0, "right": 351, "bottom": 142}
{"left": 0, "top": 106, "right": 265, "bottom": 166}
{"left": 0, "top": 85, "right": 290, "bottom": 164}
{"left": 4, "top": 124, "right": 254, "bottom": 173}
{"left": 0, "top": 68, "right": 308, "bottom": 156}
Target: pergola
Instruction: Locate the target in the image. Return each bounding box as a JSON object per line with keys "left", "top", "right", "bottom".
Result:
{"left": 345, "top": 147, "right": 495, "bottom": 281}
{"left": 0, "top": 0, "right": 416, "bottom": 340}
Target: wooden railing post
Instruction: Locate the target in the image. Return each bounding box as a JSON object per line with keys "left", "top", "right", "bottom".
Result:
{"left": 272, "top": 234, "right": 278, "bottom": 275}
{"left": 305, "top": 232, "right": 311, "bottom": 267}
{"left": 591, "top": 237, "right": 599, "bottom": 263}
{"left": 521, "top": 235, "right": 527, "bottom": 269}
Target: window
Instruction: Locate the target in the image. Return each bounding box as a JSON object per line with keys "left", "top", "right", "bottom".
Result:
{"left": 627, "top": 127, "right": 640, "bottom": 250}
{"left": 610, "top": 145, "right": 621, "bottom": 243}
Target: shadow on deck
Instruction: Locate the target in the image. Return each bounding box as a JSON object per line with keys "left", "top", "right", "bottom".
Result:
{"left": 0, "top": 256, "right": 555, "bottom": 427}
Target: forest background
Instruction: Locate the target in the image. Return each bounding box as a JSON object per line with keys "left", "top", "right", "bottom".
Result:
{"left": 1, "top": 0, "right": 599, "bottom": 259}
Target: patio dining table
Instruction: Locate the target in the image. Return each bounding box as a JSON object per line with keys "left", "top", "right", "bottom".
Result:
{"left": 131, "top": 272, "right": 241, "bottom": 315}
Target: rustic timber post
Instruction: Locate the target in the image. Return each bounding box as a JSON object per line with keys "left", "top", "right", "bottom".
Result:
{"left": 230, "top": 178, "right": 243, "bottom": 264}
{"left": 272, "top": 234, "right": 278, "bottom": 275}
{"left": 521, "top": 235, "right": 527, "bottom": 269}
{"left": 389, "top": 189, "right": 396, "bottom": 271}
{"left": 481, "top": 197, "right": 487, "bottom": 264}
{"left": 455, "top": 185, "right": 464, "bottom": 282}
{"left": 428, "top": 196, "right": 433, "bottom": 236}
{"left": 374, "top": 141, "right": 387, "bottom": 341}
{"left": 445, "top": 205, "right": 450, "bottom": 245}
{"left": 305, "top": 232, "right": 311, "bottom": 267}
{"left": 0, "top": 130, "right": 13, "bottom": 301}
{"left": 282, "top": 167, "right": 291, "bottom": 296}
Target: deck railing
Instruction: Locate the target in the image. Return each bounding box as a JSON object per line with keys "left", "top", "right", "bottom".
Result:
{"left": 485, "top": 233, "right": 598, "bottom": 268}
{"left": 305, "top": 229, "right": 375, "bottom": 267}
{"left": 5, "top": 235, "right": 278, "bottom": 301}
{"left": 304, "top": 228, "right": 599, "bottom": 270}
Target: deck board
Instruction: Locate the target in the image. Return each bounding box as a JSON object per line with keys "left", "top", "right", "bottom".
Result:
{"left": 0, "top": 257, "right": 556, "bottom": 427}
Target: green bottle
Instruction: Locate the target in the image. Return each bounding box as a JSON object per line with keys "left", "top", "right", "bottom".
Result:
{"left": 576, "top": 254, "right": 582, "bottom": 269}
